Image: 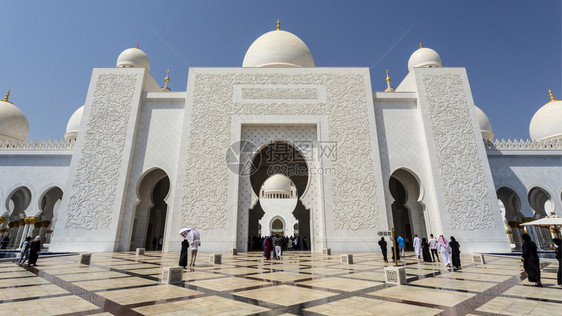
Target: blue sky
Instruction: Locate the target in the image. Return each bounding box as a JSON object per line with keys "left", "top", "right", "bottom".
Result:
{"left": 1, "top": 0, "right": 560, "bottom": 140}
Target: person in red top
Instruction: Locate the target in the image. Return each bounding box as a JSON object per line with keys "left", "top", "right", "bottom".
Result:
{"left": 264, "top": 236, "right": 273, "bottom": 260}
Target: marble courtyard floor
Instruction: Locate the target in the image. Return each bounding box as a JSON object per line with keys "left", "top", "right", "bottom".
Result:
{"left": 0, "top": 251, "right": 560, "bottom": 315}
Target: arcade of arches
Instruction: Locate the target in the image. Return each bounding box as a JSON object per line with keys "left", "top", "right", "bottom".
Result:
{"left": 1, "top": 186, "right": 62, "bottom": 249}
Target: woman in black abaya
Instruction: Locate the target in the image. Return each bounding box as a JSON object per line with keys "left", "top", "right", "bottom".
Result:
{"left": 179, "top": 236, "right": 189, "bottom": 269}
{"left": 422, "top": 237, "right": 432, "bottom": 263}
{"left": 522, "top": 233, "right": 542, "bottom": 287}
{"left": 553, "top": 238, "right": 561, "bottom": 286}
{"left": 449, "top": 236, "right": 461, "bottom": 270}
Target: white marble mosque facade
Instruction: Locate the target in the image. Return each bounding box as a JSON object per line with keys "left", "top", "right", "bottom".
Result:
{"left": 0, "top": 26, "right": 561, "bottom": 255}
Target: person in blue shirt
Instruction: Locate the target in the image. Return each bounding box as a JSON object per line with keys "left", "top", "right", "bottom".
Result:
{"left": 397, "top": 235, "right": 405, "bottom": 257}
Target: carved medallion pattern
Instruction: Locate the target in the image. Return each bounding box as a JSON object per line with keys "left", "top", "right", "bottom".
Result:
{"left": 65, "top": 74, "right": 138, "bottom": 230}
{"left": 423, "top": 73, "right": 495, "bottom": 230}
{"left": 182, "top": 73, "right": 380, "bottom": 230}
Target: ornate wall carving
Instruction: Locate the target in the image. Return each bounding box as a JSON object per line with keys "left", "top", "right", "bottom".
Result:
{"left": 423, "top": 73, "right": 495, "bottom": 230}
{"left": 241, "top": 87, "right": 318, "bottom": 99}
{"left": 65, "top": 74, "right": 138, "bottom": 230}
{"left": 182, "top": 72, "right": 380, "bottom": 231}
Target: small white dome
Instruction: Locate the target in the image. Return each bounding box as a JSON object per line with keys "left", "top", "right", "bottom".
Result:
{"left": 243, "top": 29, "right": 314, "bottom": 68}
{"left": 65, "top": 105, "right": 84, "bottom": 141}
{"left": 408, "top": 46, "right": 442, "bottom": 72}
{"left": 530, "top": 92, "right": 562, "bottom": 141}
{"left": 262, "top": 174, "right": 292, "bottom": 194}
{"left": 474, "top": 106, "right": 494, "bottom": 141}
{"left": 0, "top": 94, "right": 29, "bottom": 142}
{"left": 116, "top": 47, "right": 150, "bottom": 71}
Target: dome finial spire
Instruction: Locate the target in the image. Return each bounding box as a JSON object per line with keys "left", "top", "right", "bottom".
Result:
{"left": 164, "top": 69, "right": 170, "bottom": 88}
{"left": 136, "top": 43, "right": 139, "bottom": 49}
{"left": 3, "top": 90, "right": 10, "bottom": 102}
{"left": 419, "top": 42, "right": 422, "bottom": 49}
{"left": 384, "top": 69, "right": 395, "bottom": 92}
{"left": 277, "top": 19, "right": 280, "bottom": 30}
{"left": 385, "top": 69, "right": 391, "bottom": 83}
{"left": 549, "top": 89, "right": 555, "bottom": 102}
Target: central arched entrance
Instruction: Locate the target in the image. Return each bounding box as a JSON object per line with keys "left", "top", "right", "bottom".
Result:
{"left": 389, "top": 169, "right": 426, "bottom": 250}
{"left": 130, "top": 168, "right": 170, "bottom": 251}
{"left": 248, "top": 140, "right": 310, "bottom": 251}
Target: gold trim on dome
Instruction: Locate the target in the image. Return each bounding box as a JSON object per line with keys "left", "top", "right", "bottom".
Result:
{"left": 419, "top": 42, "right": 422, "bottom": 49}
{"left": 136, "top": 43, "right": 139, "bottom": 49}
{"left": 548, "top": 89, "right": 557, "bottom": 102}
{"left": 3, "top": 90, "right": 12, "bottom": 104}
{"left": 385, "top": 69, "right": 391, "bottom": 83}
{"left": 277, "top": 19, "right": 280, "bottom": 30}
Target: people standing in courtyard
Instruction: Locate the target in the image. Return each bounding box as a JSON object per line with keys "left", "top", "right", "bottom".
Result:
{"left": 288, "top": 236, "right": 293, "bottom": 251}
{"left": 449, "top": 236, "right": 461, "bottom": 270}
{"left": 264, "top": 236, "right": 273, "bottom": 260}
{"left": 18, "top": 237, "right": 31, "bottom": 266}
{"left": 397, "top": 235, "right": 405, "bottom": 257}
{"left": 552, "top": 238, "right": 561, "bottom": 286}
{"left": 274, "top": 235, "right": 282, "bottom": 259}
{"left": 189, "top": 231, "right": 200, "bottom": 267}
{"left": 437, "top": 235, "right": 451, "bottom": 268}
{"left": 378, "top": 237, "right": 388, "bottom": 262}
{"left": 429, "top": 234, "right": 439, "bottom": 262}
{"left": 158, "top": 236, "right": 163, "bottom": 250}
{"left": 293, "top": 236, "right": 298, "bottom": 250}
{"left": 179, "top": 233, "right": 189, "bottom": 269}
{"left": 27, "top": 236, "right": 41, "bottom": 266}
{"left": 422, "top": 238, "right": 432, "bottom": 262}
{"left": 522, "top": 233, "right": 542, "bottom": 287}
{"left": 413, "top": 234, "right": 421, "bottom": 260}
{"left": 1, "top": 235, "right": 9, "bottom": 249}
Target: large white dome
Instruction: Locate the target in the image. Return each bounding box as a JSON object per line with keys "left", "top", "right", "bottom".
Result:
{"left": 474, "top": 106, "right": 494, "bottom": 141}
{"left": 529, "top": 91, "right": 562, "bottom": 141}
{"left": 65, "top": 105, "right": 84, "bottom": 142}
{"left": 408, "top": 46, "right": 442, "bottom": 72}
{"left": 116, "top": 47, "right": 150, "bottom": 71}
{"left": 262, "top": 174, "right": 292, "bottom": 194}
{"left": 0, "top": 92, "right": 29, "bottom": 142}
{"left": 243, "top": 27, "right": 314, "bottom": 68}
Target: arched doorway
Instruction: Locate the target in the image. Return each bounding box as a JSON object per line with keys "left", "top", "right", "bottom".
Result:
{"left": 528, "top": 187, "right": 553, "bottom": 218}
{"left": 38, "top": 187, "right": 63, "bottom": 244}
{"left": 248, "top": 140, "right": 310, "bottom": 250}
{"left": 527, "top": 186, "right": 553, "bottom": 249}
{"left": 497, "top": 187, "right": 522, "bottom": 249}
{"left": 6, "top": 186, "right": 32, "bottom": 248}
{"left": 389, "top": 169, "right": 425, "bottom": 250}
{"left": 271, "top": 218, "right": 284, "bottom": 236}
{"left": 131, "top": 169, "right": 170, "bottom": 251}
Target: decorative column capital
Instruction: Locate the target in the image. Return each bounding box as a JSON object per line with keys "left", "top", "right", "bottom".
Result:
{"left": 41, "top": 221, "right": 51, "bottom": 228}
{"left": 46, "top": 230, "right": 53, "bottom": 234}
{"left": 18, "top": 219, "right": 25, "bottom": 226}
{"left": 24, "top": 217, "right": 38, "bottom": 225}
{"left": 0, "top": 217, "right": 4, "bottom": 225}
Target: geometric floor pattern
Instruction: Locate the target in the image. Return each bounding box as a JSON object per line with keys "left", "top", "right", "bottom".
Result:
{"left": 0, "top": 251, "right": 560, "bottom": 315}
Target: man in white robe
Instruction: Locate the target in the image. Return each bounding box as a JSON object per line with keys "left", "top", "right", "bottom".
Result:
{"left": 413, "top": 234, "right": 422, "bottom": 260}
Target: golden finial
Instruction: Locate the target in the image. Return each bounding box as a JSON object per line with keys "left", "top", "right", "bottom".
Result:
{"left": 136, "top": 43, "right": 139, "bottom": 49}
{"left": 164, "top": 69, "right": 170, "bottom": 88}
{"left": 549, "top": 89, "right": 555, "bottom": 102}
{"left": 277, "top": 19, "right": 280, "bottom": 30}
{"left": 385, "top": 69, "right": 391, "bottom": 83}
{"left": 419, "top": 42, "right": 422, "bottom": 49}
{"left": 3, "top": 90, "right": 10, "bottom": 103}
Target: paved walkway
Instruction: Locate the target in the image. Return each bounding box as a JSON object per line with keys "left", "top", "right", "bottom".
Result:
{"left": 0, "top": 251, "right": 560, "bottom": 315}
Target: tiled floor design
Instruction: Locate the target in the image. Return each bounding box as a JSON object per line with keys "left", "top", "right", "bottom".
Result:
{"left": 0, "top": 251, "right": 560, "bottom": 315}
